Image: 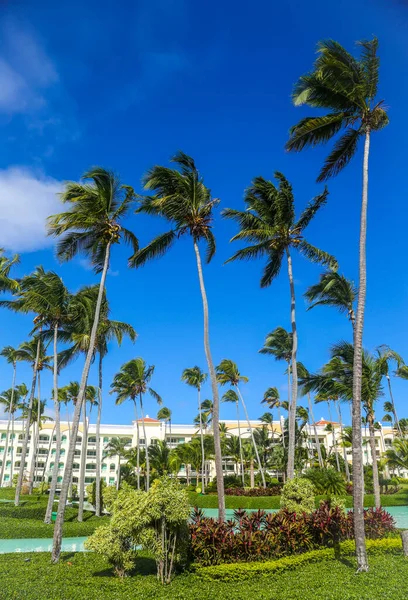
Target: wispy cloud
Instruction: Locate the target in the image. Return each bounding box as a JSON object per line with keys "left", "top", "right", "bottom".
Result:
{"left": 0, "top": 167, "right": 62, "bottom": 252}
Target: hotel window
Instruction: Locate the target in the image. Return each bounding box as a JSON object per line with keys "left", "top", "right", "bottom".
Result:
{"left": 1, "top": 433, "right": 6, "bottom": 440}
{"left": 74, "top": 450, "right": 81, "bottom": 457}
{"left": 73, "top": 463, "right": 80, "bottom": 470}
{"left": 110, "top": 463, "right": 115, "bottom": 471}
{"left": 58, "top": 462, "right": 64, "bottom": 469}
{"left": 103, "top": 437, "right": 109, "bottom": 443}
{"left": 60, "top": 449, "right": 66, "bottom": 456}
{"left": 4, "top": 475, "right": 9, "bottom": 482}
{"left": 39, "top": 435, "right": 49, "bottom": 442}
{"left": 6, "top": 461, "right": 11, "bottom": 468}
{"left": 87, "top": 450, "right": 97, "bottom": 457}
{"left": 76, "top": 437, "right": 82, "bottom": 444}
{"left": 88, "top": 437, "right": 96, "bottom": 444}
{"left": 109, "top": 477, "right": 115, "bottom": 484}
{"left": 57, "top": 476, "right": 62, "bottom": 483}
{"left": 102, "top": 463, "right": 107, "bottom": 471}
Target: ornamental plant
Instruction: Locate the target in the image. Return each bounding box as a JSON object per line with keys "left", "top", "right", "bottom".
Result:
{"left": 280, "top": 477, "right": 315, "bottom": 513}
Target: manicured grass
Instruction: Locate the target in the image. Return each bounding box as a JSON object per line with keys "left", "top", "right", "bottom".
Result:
{"left": 0, "top": 488, "right": 109, "bottom": 539}
{"left": 0, "top": 547, "right": 407, "bottom": 599}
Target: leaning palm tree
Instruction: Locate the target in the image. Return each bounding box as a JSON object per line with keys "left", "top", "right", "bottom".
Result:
{"left": 0, "top": 249, "right": 20, "bottom": 294}
{"left": 224, "top": 174, "right": 336, "bottom": 480}
{"left": 0, "top": 346, "right": 19, "bottom": 486}
{"left": 216, "top": 359, "right": 266, "bottom": 487}
{"left": 181, "top": 366, "right": 208, "bottom": 493}
{"left": 222, "top": 389, "right": 245, "bottom": 486}
{"left": 286, "top": 38, "right": 388, "bottom": 572}
{"left": 0, "top": 387, "right": 21, "bottom": 486}
{"left": 130, "top": 152, "right": 225, "bottom": 520}
{"left": 48, "top": 167, "right": 138, "bottom": 563}
{"left": 111, "top": 358, "right": 162, "bottom": 491}
{"left": 304, "top": 270, "right": 357, "bottom": 329}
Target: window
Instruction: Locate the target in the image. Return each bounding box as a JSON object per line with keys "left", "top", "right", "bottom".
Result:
{"left": 72, "top": 463, "right": 80, "bottom": 470}
{"left": 6, "top": 460, "right": 11, "bottom": 468}
{"left": 38, "top": 449, "right": 48, "bottom": 455}
{"left": 58, "top": 462, "right": 64, "bottom": 469}
{"left": 35, "top": 462, "right": 45, "bottom": 469}
{"left": 85, "top": 477, "right": 95, "bottom": 484}
{"left": 102, "top": 463, "right": 107, "bottom": 471}
{"left": 110, "top": 463, "right": 115, "bottom": 471}
{"left": 60, "top": 449, "right": 66, "bottom": 456}
{"left": 76, "top": 437, "right": 82, "bottom": 444}
{"left": 51, "top": 449, "right": 56, "bottom": 455}
{"left": 39, "top": 435, "right": 49, "bottom": 442}
{"left": 50, "top": 462, "right": 54, "bottom": 470}
{"left": 139, "top": 439, "right": 145, "bottom": 446}
{"left": 4, "top": 475, "right": 9, "bottom": 482}
{"left": 74, "top": 450, "right": 81, "bottom": 457}
{"left": 0, "top": 447, "right": 4, "bottom": 454}
{"left": 103, "top": 437, "right": 109, "bottom": 443}
{"left": 168, "top": 437, "right": 185, "bottom": 445}
{"left": 87, "top": 450, "right": 97, "bottom": 457}
{"left": 14, "top": 461, "right": 27, "bottom": 468}
{"left": 57, "top": 476, "right": 62, "bottom": 483}
{"left": 109, "top": 477, "right": 115, "bottom": 484}
{"left": 19, "top": 434, "right": 31, "bottom": 441}
{"left": 73, "top": 477, "right": 78, "bottom": 483}
{"left": 88, "top": 436, "right": 96, "bottom": 444}
{"left": 62, "top": 435, "right": 67, "bottom": 442}
{"left": 86, "top": 464, "right": 95, "bottom": 471}
{"left": 1, "top": 433, "right": 6, "bottom": 440}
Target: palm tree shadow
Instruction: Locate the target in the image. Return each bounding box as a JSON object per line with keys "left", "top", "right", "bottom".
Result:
{"left": 93, "top": 556, "right": 156, "bottom": 578}
{"left": 338, "top": 557, "right": 355, "bottom": 568}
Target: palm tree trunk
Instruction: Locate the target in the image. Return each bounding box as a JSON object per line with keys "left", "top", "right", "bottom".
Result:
{"left": 95, "top": 353, "right": 103, "bottom": 516}
{"left": 286, "top": 249, "right": 298, "bottom": 480}
{"left": 0, "top": 363, "right": 17, "bottom": 487}
{"left": 307, "top": 393, "right": 323, "bottom": 468}
{"left": 336, "top": 403, "right": 350, "bottom": 483}
{"left": 198, "top": 387, "right": 205, "bottom": 494}
{"left": 29, "top": 370, "right": 41, "bottom": 494}
{"left": 16, "top": 340, "right": 39, "bottom": 505}
{"left": 235, "top": 385, "right": 266, "bottom": 488}
{"left": 236, "top": 401, "right": 245, "bottom": 487}
{"left": 78, "top": 398, "right": 87, "bottom": 521}
{"left": 139, "top": 393, "right": 149, "bottom": 491}
{"left": 52, "top": 242, "right": 111, "bottom": 563}
{"left": 279, "top": 407, "right": 285, "bottom": 449}
{"left": 193, "top": 241, "right": 225, "bottom": 520}
{"left": 10, "top": 411, "right": 15, "bottom": 486}
{"left": 368, "top": 414, "right": 381, "bottom": 508}
{"left": 132, "top": 399, "right": 140, "bottom": 490}
{"left": 386, "top": 376, "right": 401, "bottom": 436}
{"left": 352, "top": 130, "right": 370, "bottom": 572}
{"left": 327, "top": 402, "right": 340, "bottom": 472}
{"left": 41, "top": 424, "right": 55, "bottom": 486}
{"left": 250, "top": 458, "right": 255, "bottom": 488}
{"left": 45, "top": 323, "right": 61, "bottom": 523}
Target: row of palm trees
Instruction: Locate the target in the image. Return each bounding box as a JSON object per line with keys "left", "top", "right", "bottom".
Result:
{"left": 0, "top": 36, "right": 390, "bottom": 569}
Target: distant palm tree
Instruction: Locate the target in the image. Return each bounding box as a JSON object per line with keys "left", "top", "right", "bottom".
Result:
{"left": 296, "top": 363, "right": 324, "bottom": 469}
{"left": 222, "top": 389, "right": 245, "bottom": 486}
{"left": 216, "top": 359, "right": 266, "bottom": 487}
{"left": 304, "top": 271, "right": 357, "bottom": 329}
{"left": 148, "top": 440, "right": 171, "bottom": 476}
{"left": 111, "top": 358, "right": 162, "bottom": 491}
{"left": 261, "top": 386, "right": 286, "bottom": 448}
{"left": 157, "top": 407, "right": 172, "bottom": 439}
{"left": 0, "top": 249, "right": 19, "bottom": 294}
{"left": 181, "top": 366, "right": 208, "bottom": 493}
{"left": 286, "top": 38, "right": 388, "bottom": 572}
{"left": 48, "top": 167, "right": 138, "bottom": 562}
{"left": 19, "top": 398, "right": 53, "bottom": 486}
{"left": 385, "top": 438, "right": 408, "bottom": 472}
{"left": 77, "top": 385, "right": 98, "bottom": 522}
{"left": 0, "top": 346, "right": 19, "bottom": 486}
{"left": 103, "top": 437, "right": 131, "bottom": 490}
{"left": 224, "top": 175, "right": 336, "bottom": 480}
{"left": 0, "top": 386, "right": 21, "bottom": 486}
{"left": 130, "top": 152, "right": 225, "bottom": 520}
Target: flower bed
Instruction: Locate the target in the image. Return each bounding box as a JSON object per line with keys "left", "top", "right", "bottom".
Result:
{"left": 224, "top": 486, "right": 282, "bottom": 497}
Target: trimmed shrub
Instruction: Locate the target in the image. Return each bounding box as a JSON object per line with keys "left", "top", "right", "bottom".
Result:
{"left": 224, "top": 486, "right": 281, "bottom": 497}
{"left": 280, "top": 478, "right": 315, "bottom": 514}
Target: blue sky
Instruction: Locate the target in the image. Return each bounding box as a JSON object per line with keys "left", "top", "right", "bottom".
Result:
{"left": 1, "top": 0, "right": 408, "bottom": 426}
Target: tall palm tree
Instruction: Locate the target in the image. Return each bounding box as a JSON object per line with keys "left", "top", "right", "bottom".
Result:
{"left": 19, "top": 398, "right": 52, "bottom": 486}
{"left": 56, "top": 285, "right": 136, "bottom": 517}
{"left": 157, "top": 407, "right": 172, "bottom": 440}
{"left": 48, "top": 167, "right": 138, "bottom": 562}
{"left": 103, "top": 437, "right": 131, "bottom": 490}
{"left": 0, "top": 346, "right": 19, "bottom": 486}
{"left": 216, "top": 359, "right": 266, "bottom": 487}
{"left": 130, "top": 152, "right": 225, "bottom": 520}
{"left": 78, "top": 385, "right": 98, "bottom": 522}
{"left": 224, "top": 174, "right": 336, "bottom": 481}
{"left": 305, "top": 270, "right": 357, "bottom": 329}
{"left": 296, "top": 363, "right": 324, "bottom": 469}
{"left": 286, "top": 38, "right": 388, "bottom": 572}
{"left": 111, "top": 358, "right": 162, "bottom": 491}
{"left": 222, "top": 389, "right": 245, "bottom": 486}
{"left": 0, "top": 249, "right": 19, "bottom": 294}
{"left": 181, "top": 366, "right": 208, "bottom": 493}
{"left": 15, "top": 338, "right": 51, "bottom": 496}
{"left": 0, "top": 387, "right": 21, "bottom": 486}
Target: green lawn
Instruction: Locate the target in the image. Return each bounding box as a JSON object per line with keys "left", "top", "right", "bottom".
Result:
{"left": 0, "top": 550, "right": 406, "bottom": 599}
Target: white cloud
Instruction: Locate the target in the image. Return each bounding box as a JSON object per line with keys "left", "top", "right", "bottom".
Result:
{"left": 0, "top": 167, "right": 62, "bottom": 252}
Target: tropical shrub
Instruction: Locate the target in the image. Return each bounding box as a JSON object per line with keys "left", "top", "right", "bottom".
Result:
{"left": 85, "top": 524, "right": 135, "bottom": 577}
{"left": 103, "top": 485, "right": 119, "bottom": 513}
{"left": 280, "top": 478, "right": 315, "bottom": 514}
{"left": 37, "top": 482, "right": 49, "bottom": 495}
{"left": 224, "top": 486, "right": 281, "bottom": 497}
{"left": 71, "top": 484, "right": 78, "bottom": 499}
{"left": 304, "top": 468, "right": 346, "bottom": 496}
{"left": 86, "top": 479, "right": 107, "bottom": 510}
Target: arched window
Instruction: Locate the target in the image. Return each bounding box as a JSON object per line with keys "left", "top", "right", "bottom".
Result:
{"left": 60, "top": 449, "right": 65, "bottom": 456}
{"left": 51, "top": 449, "right": 56, "bottom": 455}
{"left": 62, "top": 435, "right": 67, "bottom": 442}
{"left": 49, "top": 462, "right": 54, "bottom": 470}
{"left": 6, "top": 460, "right": 11, "bottom": 468}
{"left": 72, "top": 463, "right": 80, "bottom": 470}
{"left": 1, "top": 433, "right": 6, "bottom": 440}
{"left": 58, "top": 462, "right": 64, "bottom": 469}
{"left": 110, "top": 463, "right": 115, "bottom": 471}
{"left": 39, "top": 435, "right": 49, "bottom": 442}
{"left": 88, "top": 436, "right": 96, "bottom": 443}
{"left": 57, "top": 476, "right": 62, "bottom": 483}
{"left": 101, "top": 463, "right": 107, "bottom": 471}
{"left": 86, "top": 463, "right": 95, "bottom": 471}
{"left": 76, "top": 437, "right": 82, "bottom": 444}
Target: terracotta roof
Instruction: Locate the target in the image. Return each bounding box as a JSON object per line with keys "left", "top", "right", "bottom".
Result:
{"left": 313, "top": 420, "right": 339, "bottom": 426}
{"left": 137, "top": 417, "right": 159, "bottom": 423}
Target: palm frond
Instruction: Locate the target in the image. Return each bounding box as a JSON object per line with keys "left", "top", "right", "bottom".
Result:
{"left": 298, "top": 241, "right": 337, "bottom": 270}
{"left": 260, "top": 249, "right": 284, "bottom": 288}
{"left": 129, "top": 230, "right": 176, "bottom": 268}
{"left": 317, "top": 128, "right": 361, "bottom": 182}
{"left": 357, "top": 38, "right": 379, "bottom": 101}
{"left": 295, "top": 188, "right": 329, "bottom": 232}
{"left": 286, "top": 113, "right": 346, "bottom": 152}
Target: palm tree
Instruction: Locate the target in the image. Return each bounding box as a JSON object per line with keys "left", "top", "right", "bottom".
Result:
{"left": 216, "top": 359, "right": 266, "bottom": 487}
{"left": 0, "top": 346, "right": 19, "bottom": 486}
{"left": 222, "top": 389, "right": 245, "bottom": 486}
{"left": 0, "top": 387, "right": 21, "bottom": 486}
{"left": 111, "top": 358, "right": 162, "bottom": 491}
{"left": 19, "top": 398, "right": 52, "bottom": 486}
{"left": 130, "top": 152, "right": 225, "bottom": 520}
{"left": 56, "top": 285, "right": 136, "bottom": 517}
{"left": 15, "top": 338, "right": 51, "bottom": 496}
{"left": 77, "top": 385, "right": 98, "bottom": 522}
{"left": 392, "top": 364, "right": 408, "bottom": 436}
{"left": 224, "top": 174, "right": 336, "bottom": 481}
{"left": 148, "top": 440, "right": 171, "bottom": 476}
{"left": 47, "top": 167, "right": 138, "bottom": 562}
{"left": 385, "top": 438, "right": 408, "bottom": 471}
{"left": 103, "top": 437, "right": 131, "bottom": 490}
{"left": 0, "top": 249, "right": 19, "bottom": 293}
{"left": 261, "top": 385, "right": 286, "bottom": 448}
{"left": 305, "top": 270, "right": 357, "bottom": 329}
{"left": 296, "top": 363, "right": 324, "bottom": 469}
{"left": 157, "top": 407, "right": 172, "bottom": 440}
{"left": 286, "top": 38, "right": 388, "bottom": 572}
{"left": 181, "top": 366, "right": 208, "bottom": 493}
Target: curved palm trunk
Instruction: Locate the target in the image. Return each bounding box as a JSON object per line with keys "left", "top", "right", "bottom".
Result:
{"left": 78, "top": 399, "right": 88, "bottom": 521}
{"left": 235, "top": 385, "right": 266, "bottom": 488}
{"left": 336, "top": 403, "right": 350, "bottom": 483}
{"left": 236, "top": 401, "right": 245, "bottom": 487}
{"left": 95, "top": 353, "right": 103, "bottom": 516}
{"left": 286, "top": 250, "right": 298, "bottom": 480}
{"left": 352, "top": 130, "right": 370, "bottom": 572}
{"left": 132, "top": 399, "right": 140, "bottom": 490}
{"left": 386, "top": 376, "right": 401, "bottom": 436}
{"left": 193, "top": 242, "right": 225, "bottom": 520}
{"left": 367, "top": 414, "right": 381, "bottom": 508}
{"left": 15, "top": 340, "right": 40, "bottom": 505}
{"left": 0, "top": 362, "right": 17, "bottom": 487}
{"left": 139, "top": 393, "right": 149, "bottom": 491}
{"left": 197, "top": 387, "right": 206, "bottom": 494}
{"left": 307, "top": 393, "right": 323, "bottom": 468}
{"left": 52, "top": 242, "right": 111, "bottom": 563}
{"left": 45, "top": 324, "right": 61, "bottom": 522}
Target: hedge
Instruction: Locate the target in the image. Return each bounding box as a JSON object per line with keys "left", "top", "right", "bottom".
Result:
{"left": 195, "top": 538, "right": 403, "bottom": 581}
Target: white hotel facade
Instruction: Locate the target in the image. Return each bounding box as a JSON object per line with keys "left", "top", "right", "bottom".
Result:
{"left": 0, "top": 416, "right": 399, "bottom": 487}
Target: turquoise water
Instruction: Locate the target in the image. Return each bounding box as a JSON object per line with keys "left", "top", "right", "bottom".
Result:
{"left": 0, "top": 536, "right": 88, "bottom": 553}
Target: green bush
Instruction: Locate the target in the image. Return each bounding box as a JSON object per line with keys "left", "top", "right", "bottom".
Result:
{"left": 85, "top": 479, "right": 106, "bottom": 510}
{"left": 280, "top": 478, "right": 315, "bottom": 514}
{"left": 304, "top": 468, "right": 346, "bottom": 496}
{"left": 195, "top": 538, "right": 403, "bottom": 581}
